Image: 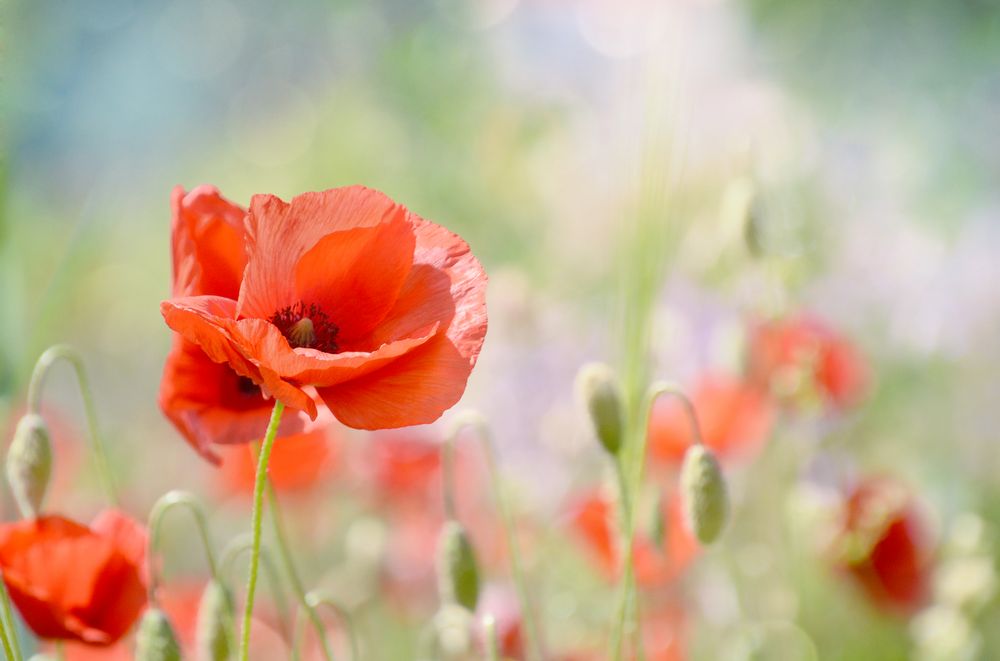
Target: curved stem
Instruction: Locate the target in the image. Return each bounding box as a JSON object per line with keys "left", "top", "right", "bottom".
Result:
{"left": 293, "top": 590, "right": 358, "bottom": 660}
{"left": 238, "top": 400, "right": 284, "bottom": 661}
{"left": 0, "top": 569, "right": 23, "bottom": 661}
{"left": 220, "top": 534, "right": 293, "bottom": 644}
{"left": 265, "top": 480, "right": 334, "bottom": 661}
{"left": 445, "top": 411, "right": 544, "bottom": 661}
{"left": 609, "top": 380, "right": 696, "bottom": 660}
{"left": 146, "top": 490, "right": 219, "bottom": 604}
{"left": 25, "top": 344, "right": 118, "bottom": 504}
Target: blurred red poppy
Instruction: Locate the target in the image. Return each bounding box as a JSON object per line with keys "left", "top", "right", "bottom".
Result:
{"left": 832, "top": 478, "right": 930, "bottom": 614}
{"left": 160, "top": 185, "right": 327, "bottom": 464}
{"left": 748, "top": 314, "right": 869, "bottom": 411}
{"left": 161, "top": 186, "right": 488, "bottom": 429}
{"left": 219, "top": 428, "right": 340, "bottom": 496}
{"left": 646, "top": 373, "right": 775, "bottom": 467}
{"left": 568, "top": 489, "right": 698, "bottom": 589}
{"left": 0, "top": 509, "right": 147, "bottom": 646}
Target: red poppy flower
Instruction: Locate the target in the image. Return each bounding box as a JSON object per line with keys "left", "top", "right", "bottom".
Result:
{"left": 219, "top": 428, "right": 340, "bottom": 496}
{"left": 832, "top": 478, "right": 930, "bottom": 614}
{"left": 567, "top": 489, "right": 698, "bottom": 589}
{"left": 646, "top": 373, "right": 774, "bottom": 467}
{"left": 161, "top": 186, "right": 488, "bottom": 431}
{"left": 0, "top": 509, "right": 147, "bottom": 646}
{"left": 160, "top": 185, "right": 330, "bottom": 463}
{"left": 748, "top": 314, "right": 869, "bottom": 411}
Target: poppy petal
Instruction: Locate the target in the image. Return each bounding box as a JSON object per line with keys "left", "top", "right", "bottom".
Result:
{"left": 316, "top": 333, "right": 473, "bottom": 429}
{"left": 159, "top": 338, "right": 327, "bottom": 462}
{"left": 232, "top": 316, "right": 439, "bottom": 387}
{"left": 160, "top": 296, "right": 317, "bottom": 418}
{"left": 170, "top": 185, "right": 247, "bottom": 299}
{"left": 238, "top": 186, "right": 406, "bottom": 319}
{"left": 372, "top": 215, "right": 488, "bottom": 365}
{"left": 294, "top": 216, "right": 415, "bottom": 343}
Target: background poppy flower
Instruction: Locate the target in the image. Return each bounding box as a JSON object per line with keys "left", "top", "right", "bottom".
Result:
{"left": 161, "top": 186, "right": 488, "bottom": 430}
{"left": 748, "top": 314, "right": 869, "bottom": 411}
{"left": 0, "top": 509, "right": 147, "bottom": 646}
{"left": 160, "top": 185, "right": 329, "bottom": 463}
{"left": 831, "top": 478, "right": 931, "bottom": 614}
{"left": 567, "top": 489, "right": 698, "bottom": 589}
{"left": 646, "top": 373, "right": 775, "bottom": 468}
{"left": 219, "top": 428, "right": 341, "bottom": 496}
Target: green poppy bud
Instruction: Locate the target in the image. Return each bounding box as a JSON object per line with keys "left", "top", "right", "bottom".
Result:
{"left": 432, "top": 603, "right": 475, "bottom": 658}
{"left": 576, "top": 362, "right": 624, "bottom": 456}
{"left": 196, "top": 580, "right": 235, "bottom": 661}
{"left": 680, "top": 445, "right": 729, "bottom": 544}
{"left": 6, "top": 413, "right": 53, "bottom": 518}
{"left": 436, "top": 520, "right": 480, "bottom": 611}
{"left": 135, "top": 608, "right": 181, "bottom": 661}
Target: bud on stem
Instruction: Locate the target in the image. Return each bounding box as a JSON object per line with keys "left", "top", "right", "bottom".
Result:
{"left": 197, "top": 580, "right": 235, "bottom": 661}
{"left": 437, "top": 520, "right": 481, "bottom": 611}
{"left": 135, "top": 609, "right": 181, "bottom": 661}
{"left": 680, "top": 445, "right": 729, "bottom": 544}
{"left": 576, "top": 363, "right": 625, "bottom": 456}
{"left": 6, "top": 414, "right": 53, "bottom": 518}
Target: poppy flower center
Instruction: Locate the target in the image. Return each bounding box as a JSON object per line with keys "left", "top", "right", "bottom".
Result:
{"left": 269, "top": 302, "right": 339, "bottom": 352}
{"left": 237, "top": 376, "right": 260, "bottom": 397}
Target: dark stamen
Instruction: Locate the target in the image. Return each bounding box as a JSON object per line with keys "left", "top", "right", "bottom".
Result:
{"left": 269, "top": 302, "right": 339, "bottom": 353}
{"left": 237, "top": 376, "right": 260, "bottom": 397}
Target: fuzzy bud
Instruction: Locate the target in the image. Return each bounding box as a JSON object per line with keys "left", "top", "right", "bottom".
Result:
{"left": 436, "top": 520, "right": 480, "bottom": 611}
{"left": 6, "top": 414, "right": 53, "bottom": 518}
{"left": 135, "top": 608, "right": 181, "bottom": 661}
{"left": 432, "top": 603, "right": 475, "bottom": 658}
{"left": 576, "top": 362, "right": 625, "bottom": 456}
{"left": 196, "top": 580, "right": 235, "bottom": 661}
{"left": 680, "top": 445, "right": 729, "bottom": 544}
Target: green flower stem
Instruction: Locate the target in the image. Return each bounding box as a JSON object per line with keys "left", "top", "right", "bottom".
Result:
{"left": 238, "top": 400, "right": 285, "bottom": 661}
{"left": 290, "top": 590, "right": 357, "bottom": 660}
{"left": 146, "top": 491, "right": 219, "bottom": 604}
{"left": 482, "top": 614, "right": 501, "bottom": 661}
{"left": 265, "top": 480, "right": 334, "bottom": 661}
{"left": 0, "top": 569, "right": 22, "bottom": 661}
{"left": 445, "top": 412, "right": 545, "bottom": 661}
{"left": 25, "top": 344, "right": 118, "bottom": 504}
{"left": 609, "top": 381, "right": 684, "bottom": 660}
{"left": 220, "top": 534, "right": 292, "bottom": 644}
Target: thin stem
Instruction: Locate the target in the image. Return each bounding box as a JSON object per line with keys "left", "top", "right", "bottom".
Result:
{"left": 220, "top": 534, "right": 293, "bottom": 643}
{"left": 440, "top": 431, "right": 457, "bottom": 520}
{"left": 25, "top": 344, "right": 118, "bottom": 504}
{"left": 482, "top": 614, "right": 500, "bottom": 661}
{"left": 265, "top": 480, "right": 334, "bottom": 661}
{"left": 146, "top": 490, "right": 219, "bottom": 604}
{"left": 610, "top": 381, "right": 692, "bottom": 660}
{"left": 238, "top": 400, "right": 284, "bottom": 661}
{"left": 299, "top": 590, "right": 358, "bottom": 659}
{"left": 0, "top": 569, "right": 23, "bottom": 661}
{"left": 445, "top": 412, "right": 545, "bottom": 661}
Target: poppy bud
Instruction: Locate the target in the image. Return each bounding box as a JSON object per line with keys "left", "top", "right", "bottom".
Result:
{"left": 6, "top": 413, "right": 53, "bottom": 518}
{"left": 436, "top": 520, "right": 480, "bottom": 611}
{"left": 196, "top": 580, "right": 235, "bottom": 661}
{"left": 576, "top": 362, "right": 625, "bottom": 456}
{"left": 680, "top": 445, "right": 729, "bottom": 544}
{"left": 432, "top": 603, "right": 475, "bottom": 657}
{"left": 135, "top": 608, "right": 181, "bottom": 661}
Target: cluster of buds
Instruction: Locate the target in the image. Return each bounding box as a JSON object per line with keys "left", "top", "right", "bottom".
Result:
{"left": 576, "top": 363, "right": 731, "bottom": 545}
